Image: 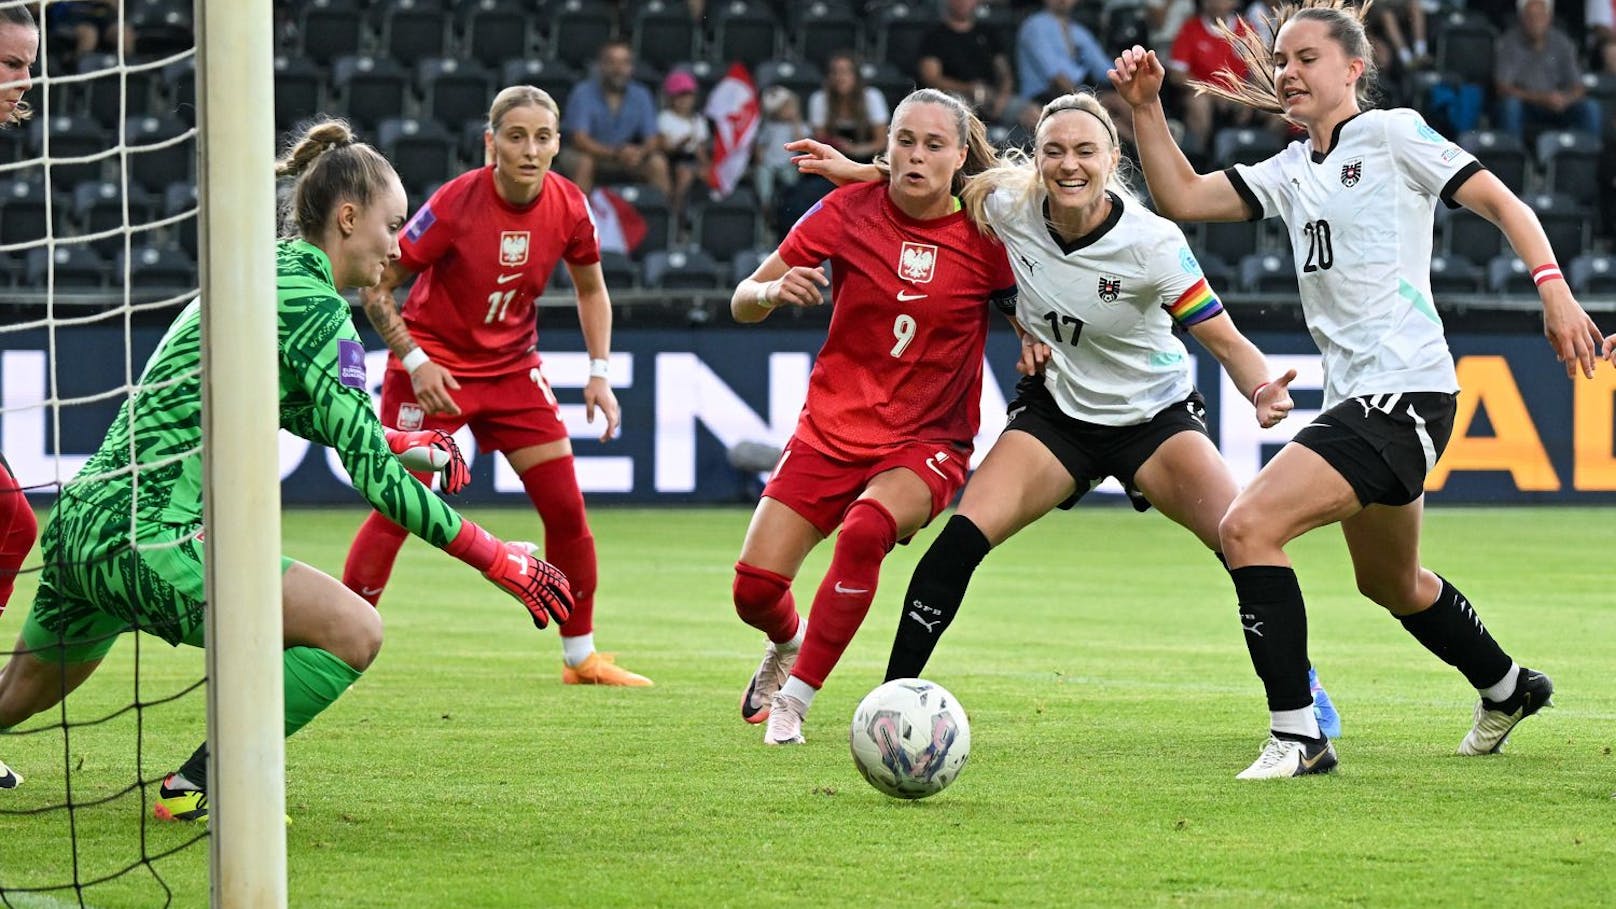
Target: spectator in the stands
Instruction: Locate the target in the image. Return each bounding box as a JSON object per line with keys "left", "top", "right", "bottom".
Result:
{"left": 560, "top": 40, "right": 671, "bottom": 195}
{"left": 657, "top": 69, "right": 710, "bottom": 235}
{"left": 1373, "top": 0, "right": 1430, "bottom": 70}
{"left": 1016, "top": 0, "right": 1132, "bottom": 136}
{"left": 754, "top": 85, "right": 808, "bottom": 221}
{"left": 808, "top": 51, "right": 889, "bottom": 160}
{"left": 1496, "top": 0, "right": 1601, "bottom": 138}
{"left": 1168, "top": 0, "right": 1257, "bottom": 160}
{"left": 917, "top": 0, "right": 1022, "bottom": 124}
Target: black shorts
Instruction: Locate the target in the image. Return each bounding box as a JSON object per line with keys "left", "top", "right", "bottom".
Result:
{"left": 1291, "top": 392, "right": 1457, "bottom": 507}
{"left": 1003, "top": 375, "right": 1211, "bottom": 511}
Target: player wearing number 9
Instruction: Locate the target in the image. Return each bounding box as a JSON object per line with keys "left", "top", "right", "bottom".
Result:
{"left": 0, "top": 118, "right": 571, "bottom": 818}
{"left": 729, "top": 89, "right": 1017, "bottom": 746}
{"left": 345, "top": 85, "right": 652, "bottom": 687}
{"left": 795, "top": 92, "right": 1342, "bottom": 750}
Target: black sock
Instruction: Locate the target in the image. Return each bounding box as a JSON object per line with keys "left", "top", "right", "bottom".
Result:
{"left": 884, "top": 515, "right": 992, "bottom": 681}
{"left": 1398, "top": 575, "right": 1512, "bottom": 690}
{"left": 1230, "top": 565, "right": 1312, "bottom": 712}
{"left": 176, "top": 741, "right": 208, "bottom": 792}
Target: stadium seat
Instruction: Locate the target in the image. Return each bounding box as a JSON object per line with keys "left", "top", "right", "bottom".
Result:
{"left": 755, "top": 60, "right": 822, "bottom": 104}
{"left": 1533, "top": 130, "right": 1601, "bottom": 199}
{"left": 1457, "top": 129, "right": 1526, "bottom": 192}
{"left": 299, "top": 0, "right": 365, "bottom": 66}
{"left": 118, "top": 244, "right": 197, "bottom": 298}
{"left": 501, "top": 59, "right": 580, "bottom": 110}
{"left": 1441, "top": 208, "right": 1503, "bottom": 266}
{"left": 1198, "top": 220, "right": 1261, "bottom": 264}
{"left": 24, "top": 244, "right": 108, "bottom": 290}
{"left": 632, "top": 0, "right": 700, "bottom": 73}
{"left": 875, "top": 2, "right": 935, "bottom": 73}
{"left": 461, "top": 0, "right": 532, "bottom": 70}
{"left": 1584, "top": 71, "right": 1616, "bottom": 111}
{"left": 859, "top": 60, "right": 914, "bottom": 114}
{"left": 692, "top": 187, "right": 762, "bottom": 262}
{"left": 29, "top": 114, "right": 108, "bottom": 188}
{"left": 1212, "top": 127, "right": 1284, "bottom": 168}
{"left": 162, "top": 57, "right": 197, "bottom": 125}
{"left": 642, "top": 246, "right": 723, "bottom": 289}
{"left": 597, "top": 250, "right": 639, "bottom": 288}
{"left": 0, "top": 120, "right": 23, "bottom": 163}
{"left": 1238, "top": 253, "right": 1299, "bottom": 295}
{"left": 79, "top": 52, "right": 159, "bottom": 128}
{"left": 712, "top": 1, "right": 780, "bottom": 69}
{"left": 380, "top": 0, "right": 450, "bottom": 63}
{"left": 0, "top": 178, "right": 54, "bottom": 249}
{"left": 273, "top": 55, "right": 325, "bottom": 131}
{"left": 125, "top": 115, "right": 193, "bottom": 195}
{"left": 549, "top": 0, "right": 616, "bottom": 69}
{"left": 1569, "top": 253, "right": 1616, "bottom": 295}
{"left": 1195, "top": 253, "right": 1235, "bottom": 292}
{"left": 613, "top": 183, "right": 672, "bottom": 257}
{"left": 418, "top": 57, "right": 495, "bottom": 131}
{"left": 378, "top": 118, "right": 457, "bottom": 200}
{"left": 1102, "top": 2, "right": 1151, "bottom": 54}
{"left": 1521, "top": 193, "right": 1588, "bottom": 265}
{"left": 1486, "top": 254, "right": 1537, "bottom": 294}
{"left": 128, "top": 0, "right": 194, "bottom": 57}
{"left": 1427, "top": 253, "right": 1483, "bottom": 295}
{"left": 796, "top": 3, "right": 863, "bottom": 71}
{"left": 1433, "top": 13, "right": 1495, "bottom": 86}
{"left": 165, "top": 181, "right": 197, "bottom": 259}
{"left": 729, "top": 246, "right": 769, "bottom": 285}
{"left": 332, "top": 55, "right": 410, "bottom": 131}
{"left": 73, "top": 180, "right": 158, "bottom": 258}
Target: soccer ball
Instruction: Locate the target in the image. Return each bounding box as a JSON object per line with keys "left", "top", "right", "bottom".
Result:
{"left": 848, "top": 678, "right": 971, "bottom": 799}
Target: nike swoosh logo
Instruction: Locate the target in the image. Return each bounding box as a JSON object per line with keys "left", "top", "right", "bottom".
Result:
{"left": 896, "top": 291, "right": 928, "bottom": 301}
{"left": 496, "top": 273, "right": 522, "bottom": 285}
{"left": 1300, "top": 745, "right": 1332, "bottom": 770}
{"left": 361, "top": 586, "right": 385, "bottom": 597}
{"left": 925, "top": 457, "right": 946, "bottom": 479}
{"left": 833, "top": 581, "right": 870, "bottom": 595}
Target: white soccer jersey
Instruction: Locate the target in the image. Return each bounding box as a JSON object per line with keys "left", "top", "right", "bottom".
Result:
{"left": 984, "top": 188, "right": 1226, "bottom": 425}
{"left": 1229, "top": 108, "right": 1480, "bottom": 408}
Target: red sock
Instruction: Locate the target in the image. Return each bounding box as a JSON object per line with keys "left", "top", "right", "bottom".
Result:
{"left": 733, "top": 562, "right": 801, "bottom": 643}
{"left": 790, "top": 499, "right": 898, "bottom": 690}
{"left": 0, "top": 460, "right": 37, "bottom": 616}
{"left": 343, "top": 511, "right": 410, "bottom": 606}
{"left": 519, "top": 457, "right": 596, "bottom": 637}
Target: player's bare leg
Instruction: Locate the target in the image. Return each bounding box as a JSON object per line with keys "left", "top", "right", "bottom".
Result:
{"left": 0, "top": 638, "right": 102, "bottom": 789}
{"left": 769, "top": 469, "right": 932, "bottom": 744}
{"left": 509, "top": 439, "right": 652, "bottom": 687}
{"left": 1340, "top": 502, "right": 1548, "bottom": 755}
{"left": 735, "top": 498, "right": 823, "bottom": 724}
{"left": 885, "top": 430, "right": 1073, "bottom": 682}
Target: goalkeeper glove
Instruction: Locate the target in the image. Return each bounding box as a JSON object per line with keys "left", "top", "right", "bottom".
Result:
{"left": 444, "top": 520, "right": 573, "bottom": 629}
{"left": 385, "top": 428, "right": 471, "bottom": 494}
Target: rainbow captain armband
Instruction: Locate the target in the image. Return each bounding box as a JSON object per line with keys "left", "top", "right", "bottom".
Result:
{"left": 1165, "top": 278, "right": 1223, "bottom": 326}
{"left": 1530, "top": 264, "right": 1564, "bottom": 288}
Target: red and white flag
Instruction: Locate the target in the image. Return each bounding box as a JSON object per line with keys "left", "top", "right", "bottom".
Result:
{"left": 587, "top": 187, "right": 648, "bottom": 255}
{"left": 704, "top": 62, "right": 759, "bottom": 198}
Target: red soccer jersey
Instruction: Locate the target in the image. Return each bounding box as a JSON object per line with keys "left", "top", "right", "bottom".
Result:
{"left": 776, "top": 181, "right": 1015, "bottom": 461}
{"left": 391, "top": 167, "right": 600, "bottom": 378}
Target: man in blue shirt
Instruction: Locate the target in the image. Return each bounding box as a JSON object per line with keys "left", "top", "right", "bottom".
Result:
{"left": 560, "top": 41, "right": 672, "bottom": 194}
{"left": 1015, "top": 0, "right": 1135, "bottom": 139}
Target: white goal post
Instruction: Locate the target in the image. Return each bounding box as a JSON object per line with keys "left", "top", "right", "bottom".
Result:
{"left": 194, "top": 0, "right": 285, "bottom": 906}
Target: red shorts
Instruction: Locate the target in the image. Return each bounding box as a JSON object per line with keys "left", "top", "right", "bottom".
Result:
{"left": 761, "top": 436, "right": 969, "bottom": 541}
{"left": 379, "top": 366, "right": 568, "bottom": 453}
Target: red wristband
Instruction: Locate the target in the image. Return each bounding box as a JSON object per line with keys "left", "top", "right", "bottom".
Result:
{"left": 1251, "top": 382, "right": 1270, "bottom": 407}
{"left": 1530, "top": 264, "right": 1563, "bottom": 288}
{"left": 444, "top": 518, "right": 501, "bottom": 572}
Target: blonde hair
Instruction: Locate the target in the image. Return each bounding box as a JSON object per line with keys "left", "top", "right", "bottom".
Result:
{"left": 487, "top": 84, "right": 560, "bottom": 132}
{"left": 960, "top": 92, "right": 1136, "bottom": 238}
{"left": 0, "top": 5, "right": 37, "bottom": 128}
{"left": 1193, "top": 0, "right": 1379, "bottom": 116}
{"left": 274, "top": 118, "right": 396, "bottom": 239}
{"left": 874, "top": 88, "right": 999, "bottom": 196}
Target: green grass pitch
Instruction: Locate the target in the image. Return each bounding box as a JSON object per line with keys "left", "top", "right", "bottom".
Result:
{"left": 1, "top": 505, "right": 1613, "bottom": 908}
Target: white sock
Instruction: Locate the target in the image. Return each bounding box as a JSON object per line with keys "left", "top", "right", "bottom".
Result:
{"left": 1481, "top": 662, "right": 1520, "bottom": 702}
{"left": 1398, "top": 47, "right": 1413, "bottom": 65}
{"left": 1414, "top": 39, "right": 1427, "bottom": 56}
{"left": 780, "top": 617, "right": 806, "bottom": 652}
{"left": 1271, "top": 706, "right": 1321, "bottom": 740}
{"left": 780, "top": 675, "right": 817, "bottom": 709}
{"left": 561, "top": 633, "right": 595, "bottom": 668}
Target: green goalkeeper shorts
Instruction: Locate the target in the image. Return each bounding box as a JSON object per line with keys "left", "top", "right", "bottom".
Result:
{"left": 20, "top": 506, "right": 293, "bottom": 665}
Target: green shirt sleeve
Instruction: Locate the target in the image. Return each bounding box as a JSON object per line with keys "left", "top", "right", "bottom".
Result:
{"left": 275, "top": 243, "right": 462, "bottom": 548}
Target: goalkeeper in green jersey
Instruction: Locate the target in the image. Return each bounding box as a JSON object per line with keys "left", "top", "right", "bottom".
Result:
{"left": 0, "top": 118, "right": 573, "bottom": 822}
